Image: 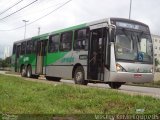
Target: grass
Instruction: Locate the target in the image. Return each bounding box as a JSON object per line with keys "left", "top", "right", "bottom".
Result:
{"left": 6, "top": 71, "right": 160, "bottom": 88}
{"left": 127, "top": 81, "right": 160, "bottom": 88}
{"left": 0, "top": 74, "right": 160, "bottom": 119}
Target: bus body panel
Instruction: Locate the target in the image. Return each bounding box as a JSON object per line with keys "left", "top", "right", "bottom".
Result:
{"left": 109, "top": 72, "right": 154, "bottom": 83}
{"left": 110, "top": 42, "right": 117, "bottom": 72}
{"left": 108, "top": 62, "right": 154, "bottom": 83}
{"left": 19, "top": 54, "right": 37, "bottom": 73}
{"left": 46, "top": 51, "right": 73, "bottom": 78}
{"left": 72, "top": 51, "right": 88, "bottom": 79}
{"left": 46, "top": 51, "right": 88, "bottom": 79}
{"left": 46, "top": 66, "right": 73, "bottom": 78}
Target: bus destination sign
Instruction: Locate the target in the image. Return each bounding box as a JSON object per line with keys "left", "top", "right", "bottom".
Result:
{"left": 116, "top": 22, "right": 149, "bottom": 32}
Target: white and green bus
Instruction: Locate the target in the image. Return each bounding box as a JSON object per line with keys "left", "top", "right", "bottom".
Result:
{"left": 12, "top": 18, "right": 154, "bottom": 89}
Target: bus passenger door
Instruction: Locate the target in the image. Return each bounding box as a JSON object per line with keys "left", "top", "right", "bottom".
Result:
{"left": 36, "top": 40, "right": 47, "bottom": 75}
{"left": 88, "top": 27, "right": 107, "bottom": 81}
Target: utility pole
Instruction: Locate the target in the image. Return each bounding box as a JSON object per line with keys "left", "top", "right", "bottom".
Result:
{"left": 22, "top": 20, "right": 29, "bottom": 39}
{"left": 38, "top": 27, "right": 40, "bottom": 35}
{"left": 129, "top": 0, "right": 132, "bottom": 19}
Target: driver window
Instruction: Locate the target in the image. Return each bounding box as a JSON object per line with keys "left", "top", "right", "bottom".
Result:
{"left": 116, "top": 35, "right": 133, "bottom": 53}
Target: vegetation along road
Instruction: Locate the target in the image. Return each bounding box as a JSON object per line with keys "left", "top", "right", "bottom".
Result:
{"left": 0, "top": 70, "right": 160, "bottom": 99}
{"left": 0, "top": 73, "right": 160, "bottom": 117}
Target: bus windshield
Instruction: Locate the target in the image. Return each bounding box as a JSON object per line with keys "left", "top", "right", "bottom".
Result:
{"left": 115, "top": 29, "right": 153, "bottom": 63}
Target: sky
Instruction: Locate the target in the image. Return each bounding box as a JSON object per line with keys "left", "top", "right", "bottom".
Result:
{"left": 0, "top": 0, "right": 160, "bottom": 46}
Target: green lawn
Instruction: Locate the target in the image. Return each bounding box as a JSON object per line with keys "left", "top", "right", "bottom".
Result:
{"left": 0, "top": 74, "right": 160, "bottom": 119}
{"left": 127, "top": 81, "right": 160, "bottom": 88}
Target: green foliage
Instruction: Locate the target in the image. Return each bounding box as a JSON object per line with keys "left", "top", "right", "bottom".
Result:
{"left": 0, "top": 74, "right": 160, "bottom": 117}
{"left": 128, "top": 81, "right": 160, "bottom": 88}
{"left": 155, "top": 58, "right": 159, "bottom": 67}
{"left": 0, "top": 56, "right": 11, "bottom": 68}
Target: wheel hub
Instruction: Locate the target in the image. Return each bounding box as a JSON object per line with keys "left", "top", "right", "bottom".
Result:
{"left": 27, "top": 70, "right": 31, "bottom": 77}
{"left": 76, "top": 72, "right": 83, "bottom": 81}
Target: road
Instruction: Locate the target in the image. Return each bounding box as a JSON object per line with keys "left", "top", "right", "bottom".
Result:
{"left": 61, "top": 79, "right": 160, "bottom": 99}
{"left": 0, "top": 71, "right": 160, "bottom": 99}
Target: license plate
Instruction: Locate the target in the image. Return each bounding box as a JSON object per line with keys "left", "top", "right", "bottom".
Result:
{"left": 134, "top": 74, "right": 142, "bottom": 78}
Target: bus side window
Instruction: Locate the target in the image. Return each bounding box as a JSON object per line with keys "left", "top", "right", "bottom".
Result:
{"left": 26, "top": 41, "right": 30, "bottom": 54}
{"left": 60, "top": 31, "right": 73, "bottom": 51}
{"left": 42, "top": 40, "right": 48, "bottom": 56}
{"left": 74, "top": 28, "right": 88, "bottom": 50}
{"left": 21, "top": 42, "right": 26, "bottom": 55}
{"left": 31, "top": 40, "right": 35, "bottom": 53}
{"left": 13, "top": 44, "right": 16, "bottom": 54}
{"left": 33, "top": 40, "right": 37, "bottom": 53}
{"left": 48, "top": 34, "right": 59, "bottom": 53}
{"left": 17, "top": 45, "right": 21, "bottom": 58}
{"left": 26, "top": 40, "right": 33, "bottom": 54}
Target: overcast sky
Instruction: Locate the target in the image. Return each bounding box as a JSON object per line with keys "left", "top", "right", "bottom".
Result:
{"left": 0, "top": 0, "right": 159, "bottom": 46}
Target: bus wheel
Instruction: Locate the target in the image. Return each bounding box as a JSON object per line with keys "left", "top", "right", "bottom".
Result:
{"left": 74, "top": 66, "right": 88, "bottom": 85}
{"left": 26, "top": 66, "right": 32, "bottom": 78}
{"left": 21, "top": 66, "right": 26, "bottom": 77}
{"left": 108, "top": 82, "right": 122, "bottom": 89}
{"left": 46, "top": 76, "right": 61, "bottom": 82}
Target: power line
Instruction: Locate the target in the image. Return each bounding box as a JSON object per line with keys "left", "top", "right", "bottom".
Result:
{"left": 3, "top": 1, "right": 65, "bottom": 25}
{"left": 28, "top": 0, "right": 72, "bottom": 25}
{"left": 0, "top": 0, "right": 38, "bottom": 21}
{"left": 0, "top": 0, "right": 73, "bottom": 31}
{"left": 0, "top": 0, "right": 24, "bottom": 16}
{"left": 1, "top": 0, "right": 58, "bottom": 24}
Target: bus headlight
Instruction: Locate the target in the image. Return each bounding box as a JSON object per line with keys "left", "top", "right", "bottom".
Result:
{"left": 116, "top": 64, "right": 127, "bottom": 72}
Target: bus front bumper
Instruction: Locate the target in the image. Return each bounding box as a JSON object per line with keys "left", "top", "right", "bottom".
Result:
{"left": 108, "top": 71, "right": 154, "bottom": 83}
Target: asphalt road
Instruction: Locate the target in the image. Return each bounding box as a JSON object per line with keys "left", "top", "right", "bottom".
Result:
{"left": 61, "top": 79, "right": 160, "bottom": 99}
{"left": 0, "top": 71, "right": 160, "bottom": 99}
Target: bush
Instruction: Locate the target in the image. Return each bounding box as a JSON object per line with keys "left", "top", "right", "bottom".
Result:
{"left": 0, "top": 56, "right": 11, "bottom": 69}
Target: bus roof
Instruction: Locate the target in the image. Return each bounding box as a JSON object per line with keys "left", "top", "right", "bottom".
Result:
{"left": 13, "top": 38, "right": 31, "bottom": 44}
{"left": 32, "top": 33, "right": 49, "bottom": 40}
{"left": 13, "top": 33, "right": 49, "bottom": 45}
{"left": 50, "top": 23, "right": 86, "bottom": 35}
{"left": 49, "top": 18, "right": 110, "bottom": 35}
{"left": 13, "top": 17, "right": 149, "bottom": 45}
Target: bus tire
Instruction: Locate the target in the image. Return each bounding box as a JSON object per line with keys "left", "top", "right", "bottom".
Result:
{"left": 21, "top": 65, "right": 26, "bottom": 77}
{"left": 32, "top": 75, "right": 39, "bottom": 79}
{"left": 74, "top": 66, "right": 88, "bottom": 85}
{"left": 26, "top": 66, "right": 32, "bottom": 78}
{"left": 46, "top": 76, "right": 61, "bottom": 82}
{"left": 108, "top": 82, "right": 122, "bottom": 89}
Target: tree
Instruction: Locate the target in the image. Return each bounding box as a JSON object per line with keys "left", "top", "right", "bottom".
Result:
{"left": 0, "top": 58, "right": 2, "bottom": 69}
{"left": 1, "top": 60, "right": 7, "bottom": 68}
{"left": 155, "top": 58, "right": 159, "bottom": 67}
{"left": 5, "top": 56, "right": 11, "bottom": 67}
{"left": 0, "top": 56, "right": 11, "bottom": 69}
{"left": 155, "top": 58, "right": 160, "bottom": 72}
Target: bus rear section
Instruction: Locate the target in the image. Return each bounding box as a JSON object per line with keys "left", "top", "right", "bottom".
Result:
{"left": 11, "top": 34, "right": 49, "bottom": 78}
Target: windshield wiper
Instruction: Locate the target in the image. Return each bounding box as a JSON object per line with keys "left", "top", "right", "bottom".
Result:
{"left": 122, "top": 28, "right": 134, "bottom": 49}
{"left": 137, "top": 31, "right": 144, "bottom": 43}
